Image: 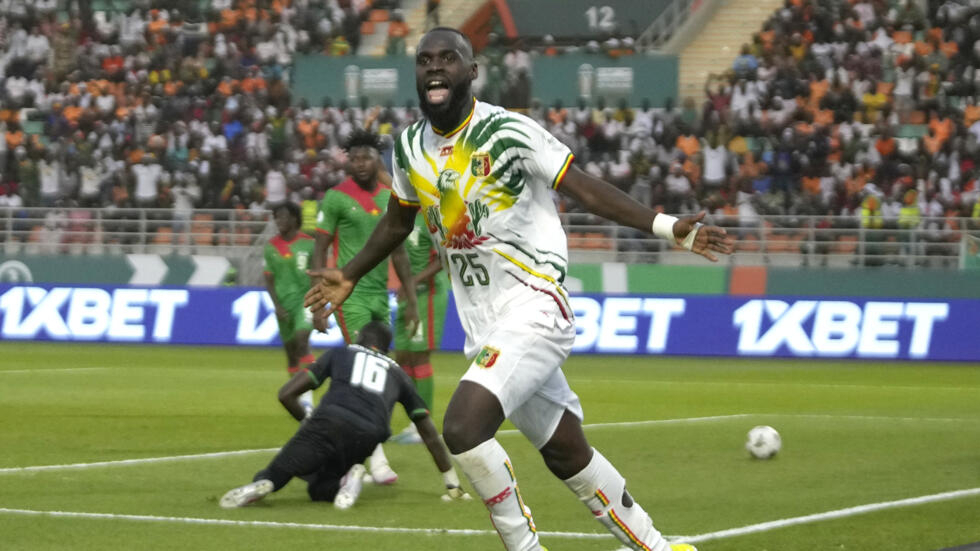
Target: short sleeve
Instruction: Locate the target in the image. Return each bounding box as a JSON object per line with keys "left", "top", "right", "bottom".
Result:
{"left": 518, "top": 115, "right": 575, "bottom": 190}
{"left": 391, "top": 138, "right": 420, "bottom": 206}
{"left": 306, "top": 349, "right": 336, "bottom": 389}
{"left": 316, "top": 190, "right": 340, "bottom": 235}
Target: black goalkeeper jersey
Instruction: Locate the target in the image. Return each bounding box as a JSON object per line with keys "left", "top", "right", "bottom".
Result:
{"left": 306, "top": 344, "right": 429, "bottom": 439}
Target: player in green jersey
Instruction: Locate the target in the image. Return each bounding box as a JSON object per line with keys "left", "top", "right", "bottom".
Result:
{"left": 264, "top": 203, "right": 317, "bottom": 415}
{"left": 312, "top": 128, "right": 419, "bottom": 485}
{"left": 391, "top": 212, "right": 447, "bottom": 444}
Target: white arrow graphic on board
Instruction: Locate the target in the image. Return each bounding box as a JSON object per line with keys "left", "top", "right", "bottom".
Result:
{"left": 126, "top": 255, "right": 168, "bottom": 285}
{"left": 189, "top": 256, "right": 230, "bottom": 286}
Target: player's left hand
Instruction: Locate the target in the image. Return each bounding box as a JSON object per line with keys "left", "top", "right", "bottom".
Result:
{"left": 441, "top": 486, "right": 472, "bottom": 502}
{"left": 673, "top": 211, "right": 734, "bottom": 262}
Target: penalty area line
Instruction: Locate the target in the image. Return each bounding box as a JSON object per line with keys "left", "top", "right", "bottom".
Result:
{"left": 0, "top": 448, "right": 280, "bottom": 475}
{"left": 674, "top": 486, "right": 980, "bottom": 545}
{"left": 0, "top": 367, "right": 111, "bottom": 375}
{"left": 1, "top": 415, "right": 749, "bottom": 474}
{"left": 0, "top": 507, "right": 608, "bottom": 540}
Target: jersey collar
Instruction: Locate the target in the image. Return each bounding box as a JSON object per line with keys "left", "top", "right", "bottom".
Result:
{"left": 431, "top": 97, "right": 476, "bottom": 139}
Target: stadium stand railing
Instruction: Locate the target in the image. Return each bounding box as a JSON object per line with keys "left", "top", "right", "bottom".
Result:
{"left": 1, "top": 207, "right": 975, "bottom": 272}
{"left": 635, "top": 0, "right": 706, "bottom": 51}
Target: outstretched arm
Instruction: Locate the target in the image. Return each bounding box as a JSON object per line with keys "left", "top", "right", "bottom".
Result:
{"left": 277, "top": 371, "right": 316, "bottom": 421}
{"left": 305, "top": 195, "right": 418, "bottom": 314}
{"left": 414, "top": 414, "right": 471, "bottom": 501}
{"left": 558, "top": 165, "right": 734, "bottom": 261}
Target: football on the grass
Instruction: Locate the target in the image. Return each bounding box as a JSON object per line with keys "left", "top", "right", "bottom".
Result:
{"left": 746, "top": 425, "right": 781, "bottom": 459}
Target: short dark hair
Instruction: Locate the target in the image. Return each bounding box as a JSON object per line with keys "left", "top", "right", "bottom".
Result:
{"left": 344, "top": 128, "right": 382, "bottom": 152}
{"left": 357, "top": 321, "right": 392, "bottom": 353}
{"left": 273, "top": 202, "right": 302, "bottom": 227}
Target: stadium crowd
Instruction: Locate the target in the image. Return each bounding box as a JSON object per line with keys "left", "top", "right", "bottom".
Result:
{"left": 0, "top": 0, "right": 978, "bottom": 258}
{"left": 534, "top": 0, "right": 980, "bottom": 241}
{"left": 0, "top": 0, "right": 406, "bottom": 221}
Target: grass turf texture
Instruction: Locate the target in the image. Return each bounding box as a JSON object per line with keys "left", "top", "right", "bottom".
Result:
{"left": 1, "top": 342, "right": 978, "bottom": 551}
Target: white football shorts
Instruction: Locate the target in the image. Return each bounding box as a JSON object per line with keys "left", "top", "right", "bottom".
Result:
{"left": 460, "top": 294, "right": 583, "bottom": 449}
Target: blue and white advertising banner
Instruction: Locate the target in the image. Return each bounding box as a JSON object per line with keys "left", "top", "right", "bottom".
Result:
{"left": 1, "top": 285, "right": 977, "bottom": 362}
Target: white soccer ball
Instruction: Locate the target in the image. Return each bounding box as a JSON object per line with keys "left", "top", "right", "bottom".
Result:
{"left": 746, "top": 425, "right": 781, "bottom": 459}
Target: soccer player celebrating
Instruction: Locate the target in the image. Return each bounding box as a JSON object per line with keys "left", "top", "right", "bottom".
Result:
{"left": 306, "top": 28, "right": 732, "bottom": 551}
{"left": 312, "top": 129, "right": 419, "bottom": 485}
{"left": 219, "top": 322, "right": 469, "bottom": 509}
{"left": 263, "top": 203, "right": 316, "bottom": 415}
{"left": 391, "top": 212, "right": 447, "bottom": 444}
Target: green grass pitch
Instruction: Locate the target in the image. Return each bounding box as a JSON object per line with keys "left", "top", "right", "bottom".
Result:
{"left": 1, "top": 342, "right": 978, "bottom": 551}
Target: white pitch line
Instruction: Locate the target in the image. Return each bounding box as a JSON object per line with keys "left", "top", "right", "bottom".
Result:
{"left": 675, "top": 486, "right": 980, "bottom": 545}
{"left": 3, "top": 412, "right": 973, "bottom": 475}
{"left": 781, "top": 413, "right": 980, "bottom": 424}
{"left": 0, "top": 448, "right": 279, "bottom": 474}
{"left": 0, "top": 415, "right": 748, "bottom": 474}
{"left": 0, "top": 507, "right": 608, "bottom": 540}
{"left": 0, "top": 367, "right": 110, "bottom": 375}
{"left": 499, "top": 414, "right": 752, "bottom": 435}
{"left": 574, "top": 378, "right": 980, "bottom": 393}
{"left": 3, "top": 486, "right": 980, "bottom": 543}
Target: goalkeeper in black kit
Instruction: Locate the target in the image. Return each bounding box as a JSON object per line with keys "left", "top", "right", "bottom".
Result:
{"left": 220, "top": 321, "right": 469, "bottom": 509}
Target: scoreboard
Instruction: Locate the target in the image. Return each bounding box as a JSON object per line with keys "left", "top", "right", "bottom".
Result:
{"left": 503, "top": 0, "right": 670, "bottom": 39}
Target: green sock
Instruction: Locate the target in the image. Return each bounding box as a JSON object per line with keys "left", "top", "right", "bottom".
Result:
{"left": 411, "top": 363, "right": 435, "bottom": 411}
{"left": 414, "top": 375, "right": 434, "bottom": 411}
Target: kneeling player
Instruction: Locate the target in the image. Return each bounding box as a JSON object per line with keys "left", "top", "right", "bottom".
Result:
{"left": 220, "top": 322, "right": 468, "bottom": 509}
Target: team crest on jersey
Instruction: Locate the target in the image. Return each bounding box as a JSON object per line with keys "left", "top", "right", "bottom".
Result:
{"left": 471, "top": 152, "right": 491, "bottom": 177}
{"left": 475, "top": 346, "right": 500, "bottom": 369}
{"left": 428, "top": 169, "right": 490, "bottom": 250}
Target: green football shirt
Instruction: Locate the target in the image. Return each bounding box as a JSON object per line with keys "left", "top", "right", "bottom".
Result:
{"left": 316, "top": 178, "right": 392, "bottom": 297}
{"left": 263, "top": 232, "right": 315, "bottom": 309}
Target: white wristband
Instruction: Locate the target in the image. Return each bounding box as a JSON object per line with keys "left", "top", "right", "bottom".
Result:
{"left": 442, "top": 468, "right": 460, "bottom": 488}
{"left": 681, "top": 222, "right": 704, "bottom": 251}
{"left": 652, "top": 213, "right": 679, "bottom": 241}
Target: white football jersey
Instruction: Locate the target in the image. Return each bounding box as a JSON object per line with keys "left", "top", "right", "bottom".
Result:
{"left": 391, "top": 99, "right": 575, "bottom": 357}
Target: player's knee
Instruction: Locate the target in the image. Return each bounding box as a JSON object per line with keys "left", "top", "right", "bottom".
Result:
{"left": 441, "top": 416, "right": 474, "bottom": 454}
{"left": 540, "top": 432, "right": 593, "bottom": 479}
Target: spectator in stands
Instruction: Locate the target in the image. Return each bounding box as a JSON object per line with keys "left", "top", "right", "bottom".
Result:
{"left": 132, "top": 153, "right": 163, "bottom": 209}
{"left": 733, "top": 45, "right": 758, "bottom": 79}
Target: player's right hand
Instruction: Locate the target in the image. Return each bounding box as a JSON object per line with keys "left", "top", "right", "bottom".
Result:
{"left": 305, "top": 268, "right": 356, "bottom": 319}
{"left": 312, "top": 309, "right": 329, "bottom": 332}
{"left": 441, "top": 486, "right": 472, "bottom": 502}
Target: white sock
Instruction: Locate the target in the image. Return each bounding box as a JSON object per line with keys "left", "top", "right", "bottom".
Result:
{"left": 452, "top": 439, "right": 542, "bottom": 551}
{"left": 563, "top": 448, "right": 670, "bottom": 551}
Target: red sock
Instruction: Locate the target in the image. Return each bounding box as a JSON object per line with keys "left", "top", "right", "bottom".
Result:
{"left": 287, "top": 365, "right": 301, "bottom": 374}
{"left": 299, "top": 354, "right": 315, "bottom": 365}
{"left": 414, "top": 363, "right": 433, "bottom": 378}
{"left": 400, "top": 363, "right": 416, "bottom": 378}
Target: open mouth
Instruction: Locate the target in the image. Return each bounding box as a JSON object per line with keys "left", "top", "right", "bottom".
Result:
{"left": 425, "top": 78, "right": 450, "bottom": 105}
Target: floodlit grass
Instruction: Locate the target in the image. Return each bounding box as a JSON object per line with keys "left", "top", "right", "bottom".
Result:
{"left": 1, "top": 343, "right": 978, "bottom": 550}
